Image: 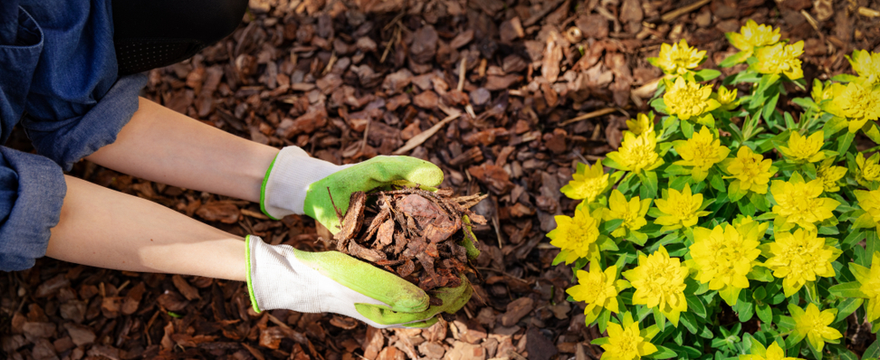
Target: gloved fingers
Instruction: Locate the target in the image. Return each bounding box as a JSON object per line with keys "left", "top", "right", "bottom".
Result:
{"left": 433, "top": 279, "right": 474, "bottom": 315}
{"left": 357, "top": 156, "right": 444, "bottom": 188}
{"left": 398, "top": 317, "right": 439, "bottom": 329}
{"left": 293, "top": 250, "right": 430, "bottom": 313}
{"left": 353, "top": 276, "right": 472, "bottom": 326}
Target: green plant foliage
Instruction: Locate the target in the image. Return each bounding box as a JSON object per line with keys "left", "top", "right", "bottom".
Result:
{"left": 552, "top": 21, "right": 880, "bottom": 360}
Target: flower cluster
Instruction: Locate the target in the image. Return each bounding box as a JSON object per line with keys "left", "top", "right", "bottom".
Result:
{"left": 552, "top": 22, "right": 880, "bottom": 360}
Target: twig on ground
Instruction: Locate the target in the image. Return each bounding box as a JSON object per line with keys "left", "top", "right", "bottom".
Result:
{"left": 661, "top": 0, "right": 710, "bottom": 22}
{"left": 559, "top": 107, "right": 618, "bottom": 126}
{"left": 393, "top": 113, "right": 461, "bottom": 155}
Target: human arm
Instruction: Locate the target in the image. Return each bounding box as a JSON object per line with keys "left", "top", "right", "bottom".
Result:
{"left": 46, "top": 175, "right": 248, "bottom": 281}
{"left": 84, "top": 96, "right": 278, "bottom": 203}
{"left": 46, "top": 175, "right": 465, "bottom": 328}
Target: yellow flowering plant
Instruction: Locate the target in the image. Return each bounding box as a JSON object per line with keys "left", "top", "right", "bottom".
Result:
{"left": 551, "top": 21, "right": 880, "bottom": 360}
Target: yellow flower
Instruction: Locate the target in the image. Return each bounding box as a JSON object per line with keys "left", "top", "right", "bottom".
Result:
{"left": 824, "top": 81, "right": 880, "bottom": 132}
{"left": 673, "top": 126, "right": 731, "bottom": 181}
{"left": 724, "top": 146, "right": 775, "bottom": 194}
{"left": 739, "top": 341, "right": 803, "bottom": 360}
{"left": 778, "top": 131, "right": 825, "bottom": 163}
{"left": 712, "top": 86, "right": 739, "bottom": 111}
{"left": 605, "top": 131, "right": 664, "bottom": 174}
{"left": 790, "top": 303, "right": 843, "bottom": 352}
{"left": 855, "top": 189, "right": 880, "bottom": 232}
{"left": 856, "top": 152, "right": 880, "bottom": 187}
{"left": 690, "top": 222, "right": 765, "bottom": 305}
{"left": 663, "top": 77, "right": 721, "bottom": 123}
{"left": 623, "top": 246, "right": 689, "bottom": 326}
{"left": 653, "top": 183, "right": 709, "bottom": 229}
{"left": 811, "top": 80, "right": 839, "bottom": 105}
{"left": 769, "top": 173, "right": 840, "bottom": 231}
{"left": 548, "top": 206, "right": 602, "bottom": 264}
{"left": 816, "top": 158, "right": 847, "bottom": 193}
{"left": 567, "top": 262, "right": 630, "bottom": 324}
{"left": 561, "top": 162, "right": 610, "bottom": 203}
{"left": 651, "top": 39, "right": 706, "bottom": 75}
{"left": 727, "top": 20, "right": 781, "bottom": 56}
{"left": 604, "top": 189, "right": 651, "bottom": 238}
{"left": 763, "top": 228, "right": 840, "bottom": 297}
{"left": 598, "top": 312, "right": 658, "bottom": 360}
{"left": 626, "top": 113, "right": 654, "bottom": 136}
{"left": 754, "top": 41, "right": 804, "bottom": 80}
{"left": 848, "top": 49, "right": 880, "bottom": 86}
{"left": 850, "top": 251, "right": 880, "bottom": 322}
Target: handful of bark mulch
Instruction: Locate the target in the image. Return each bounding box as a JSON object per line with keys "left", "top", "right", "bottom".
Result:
{"left": 331, "top": 187, "right": 487, "bottom": 292}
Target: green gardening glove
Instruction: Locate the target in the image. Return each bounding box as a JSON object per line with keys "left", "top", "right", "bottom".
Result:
{"left": 246, "top": 235, "right": 471, "bottom": 328}
{"left": 255, "top": 147, "right": 472, "bottom": 328}
{"left": 260, "top": 147, "right": 443, "bottom": 233}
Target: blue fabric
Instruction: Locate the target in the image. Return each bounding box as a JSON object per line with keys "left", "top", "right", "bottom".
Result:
{"left": 0, "top": 1, "right": 148, "bottom": 271}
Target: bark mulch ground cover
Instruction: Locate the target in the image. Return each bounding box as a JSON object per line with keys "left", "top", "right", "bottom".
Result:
{"left": 3, "top": 0, "right": 880, "bottom": 359}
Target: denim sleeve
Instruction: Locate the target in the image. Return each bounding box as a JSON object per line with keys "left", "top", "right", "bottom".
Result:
{"left": 21, "top": 73, "right": 147, "bottom": 171}
{"left": 16, "top": 0, "right": 148, "bottom": 171}
{"left": 0, "top": 146, "right": 66, "bottom": 271}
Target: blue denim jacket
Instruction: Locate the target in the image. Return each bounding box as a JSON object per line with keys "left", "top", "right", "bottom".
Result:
{"left": 0, "top": 1, "right": 148, "bottom": 271}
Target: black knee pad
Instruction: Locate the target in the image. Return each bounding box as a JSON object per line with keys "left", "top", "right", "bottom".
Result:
{"left": 112, "top": 0, "right": 248, "bottom": 76}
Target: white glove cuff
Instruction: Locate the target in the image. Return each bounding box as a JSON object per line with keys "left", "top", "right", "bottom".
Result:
{"left": 261, "top": 146, "right": 342, "bottom": 219}
{"left": 245, "top": 236, "right": 388, "bottom": 320}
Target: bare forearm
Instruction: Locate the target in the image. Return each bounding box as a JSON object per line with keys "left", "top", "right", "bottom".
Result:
{"left": 47, "top": 176, "right": 247, "bottom": 281}
{"left": 85, "top": 97, "right": 279, "bottom": 203}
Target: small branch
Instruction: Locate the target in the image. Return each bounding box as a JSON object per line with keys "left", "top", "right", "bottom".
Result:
{"left": 559, "top": 107, "right": 619, "bottom": 126}
{"left": 661, "top": 0, "right": 710, "bottom": 23}
{"left": 457, "top": 57, "right": 467, "bottom": 92}
{"left": 393, "top": 113, "right": 462, "bottom": 154}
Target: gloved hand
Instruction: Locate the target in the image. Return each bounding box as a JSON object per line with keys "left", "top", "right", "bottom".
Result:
{"left": 245, "top": 235, "right": 472, "bottom": 328}
{"left": 260, "top": 146, "right": 444, "bottom": 233}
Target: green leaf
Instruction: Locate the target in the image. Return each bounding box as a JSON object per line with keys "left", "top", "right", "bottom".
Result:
{"left": 747, "top": 266, "right": 774, "bottom": 282}
{"left": 842, "top": 230, "right": 865, "bottom": 250}
{"left": 681, "top": 119, "right": 695, "bottom": 138}
{"left": 695, "top": 69, "right": 722, "bottom": 82}
{"left": 680, "top": 311, "right": 699, "bottom": 334}
{"left": 807, "top": 341, "right": 824, "bottom": 360}
{"left": 831, "top": 73, "right": 859, "bottom": 83}
{"left": 866, "top": 231, "right": 880, "bottom": 267}
{"left": 753, "top": 286, "right": 766, "bottom": 301}
{"left": 551, "top": 250, "right": 568, "bottom": 266}
{"left": 591, "top": 337, "right": 610, "bottom": 346}
{"left": 597, "top": 305, "right": 611, "bottom": 333}
{"left": 719, "top": 51, "right": 749, "bottom": 68}
{"left": 762, "top": 92, "right": 780, "bottom": 122}
{"left": 828, "top": 281, "right": 868, "bottom": 298}
{"left": 791, "top": 97, "right": 817, "bottom": 111}
{"left": 749, "top": 192, "right": 769, "bottom": 212}
{"left": 726, "top": 180, "right": 746, "bottom": 202}
{"left": 666, "top": 344, "right": 702, "bottom": 359}
{"left": 756, "top": 303, "right": 772, "bottom": 325}
{"left": 686, "top": 294, "right": 707, "bottom": 318}
{"left": 651, "top": 97, "right": 668, "bottom": 114}
{"left": 710, "top": 174, "right": 726, "bottom": 192}
{"left": 864, "top": 338, "right": 880, "bottom": 359}
{"left": 838, "top": 131, "right": 855, "bottom": 154}
{"left": 640, "top": 171, "right": 659, "bottom": 199}
{"left": 818, "top": 226, "right": 839, "bottom": 235}
{"left": 654, "top": 307, "right": 667, "bottom": 329}
{"left": 601, "top": 219, "right": 624, "bottom": 233}
{"left": 836, "top": 297, "right": 864, "bottom": 322}
{"left": 735, "top": 297, "right": 754, "bottom": 322}
{"left": 728, "top": 70, "right": 761, "bottom": 85}
{"left": 648, "top": 345, "right": 679, "bottom": 359}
